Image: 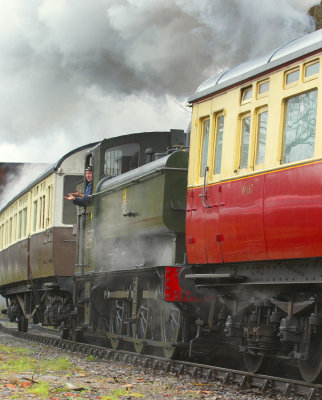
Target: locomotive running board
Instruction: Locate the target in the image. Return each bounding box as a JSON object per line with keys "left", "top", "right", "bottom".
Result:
{"left": 184, "top": 273, "right": 248, "bottom": 284}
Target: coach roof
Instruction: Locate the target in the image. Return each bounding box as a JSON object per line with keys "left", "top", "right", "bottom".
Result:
{"left": 0, "top": 142, "right": 98, "bottom": 213}
{"left": 189, "top": 28, "right": 322, "bottom": 104}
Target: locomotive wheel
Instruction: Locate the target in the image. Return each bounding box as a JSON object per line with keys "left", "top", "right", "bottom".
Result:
{"left": 109, "top": 299, "right": 127, "bottom": 350}
{"left": 160, "top": 300, "right": 181, "bottom": 359}
{"left": 133, "top": 299, "right": 150, "bottom": 353}
{"left": 298, "top": 330, "right": 322, "bottom": 382}
{"left": 17, "top": 314, "right": 28, "bottom": 332}
{"left": 243, "top": 352, "right": 268, "bottom": 374}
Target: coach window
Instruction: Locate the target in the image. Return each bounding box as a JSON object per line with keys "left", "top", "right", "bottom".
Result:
{"left": 239, "top": 113, "right": 251, "bottom": 169}
{"left": 18, "top": 211, "right": 22, "bottom": 239}
{"left": 41, "top": 196, "right": 45, "bottom": 229}
{"left": 13, "top": 214, "right": 17, "bottom": 241}
{"left": 23, "top": 207, "right": 28, "bottom": 237}
{"left": 39, "top": 197, "right": 43, "bottom": 230}
{"left": 285, "top": 67, "right": 299, "bottom": 87}
{"left": 5, "top": 221, "right": 8, "bottom": 246}
{"left": 1, "top": 224, "right": 4, "bottom": 248}
{"left": 255, "top": 108, "right": 268, "bottom": 166}
{"left": 304, "top": 60, "right": 319, "bottom": 80}
{"left": 241, "top": 86, "right": 252, "bottom": 104}
{"left": 257, "top": 79, "right": 269, "bottom": 99}
{"left": 282, "top": 89, "right": 318, "bottom": 164}
{"left": 1, "top": 225, "right": 3, "bottom": 248}
{"left": 9, "top": 218, "right": 12, "bottom": 244}
{"left": 200, "top": 118, "right": 210, "bottom": 177}
{"left": 33, "top": 200, "right": 38, "bottom": 232}
{"left": 47, "top": 185, "right": 53, "bottom": 227}
{"left": 213, "top": 113, "right": 224, "bottom": 175}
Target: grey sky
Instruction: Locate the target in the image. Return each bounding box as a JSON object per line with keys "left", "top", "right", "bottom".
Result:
{"left": 0, "top": 0, "right": 319, "bottom": 163}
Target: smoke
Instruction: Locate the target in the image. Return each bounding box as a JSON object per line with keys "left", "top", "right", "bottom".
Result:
{"left": 0, "top": 0, "right": 319, "bottom": 162}
{"left": 0, "top": 164, "right": 49, "bottom": 209}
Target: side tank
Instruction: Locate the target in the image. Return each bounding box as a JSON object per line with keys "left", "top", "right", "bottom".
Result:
{"left": 91, "top": 150, "right": 188, "bottom": 272}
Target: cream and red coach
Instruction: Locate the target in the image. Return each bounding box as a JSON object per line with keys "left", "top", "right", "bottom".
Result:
{"left": 183, "top": 29, "right": 322, "bottom": 382}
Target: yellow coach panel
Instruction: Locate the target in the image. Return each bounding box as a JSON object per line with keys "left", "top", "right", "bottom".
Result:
{"left": 189, "top": 53, "right": 322, "bottom": 189}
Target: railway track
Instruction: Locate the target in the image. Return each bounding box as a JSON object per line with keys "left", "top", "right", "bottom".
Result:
{"left": 0, "top": 323, "right": 321, "bottom": 399}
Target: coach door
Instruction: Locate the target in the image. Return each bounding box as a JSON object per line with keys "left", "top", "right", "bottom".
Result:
{"left": 218, "top": 110, "right": 267, "bottom": 263}
{"left": 203, "top": 114, "right": 225, "bottom": 263}
{"left": 186, "top": 116, "right": 223, "bottom": 264}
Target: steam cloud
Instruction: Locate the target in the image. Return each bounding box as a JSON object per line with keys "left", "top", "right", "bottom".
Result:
{"left": 0, "top": 164, "right": 49, "bottom": 208}
{"left": 0, "top": 0, "right": 319, "bottom": 163}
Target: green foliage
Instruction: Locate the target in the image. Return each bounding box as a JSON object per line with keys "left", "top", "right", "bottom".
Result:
{"left": 0, "top": 344, "right": 31, "bottom": 355}
{"left": 26, "top": 381, "right": 50, "bottom": 397}
{"left": 0, "top": 341, "right": 78, "bottom": 383}
{"left": 101, "top": 389, "right": 143, "bottom": 399}
{"left": 0, "top": 351, "right": 73, "bottom": 374}
{"left": 85, "top": 354, "right": 97, "bottom": 361}
{"left": 39, "top": 356, "right": 73, "bottom": 371}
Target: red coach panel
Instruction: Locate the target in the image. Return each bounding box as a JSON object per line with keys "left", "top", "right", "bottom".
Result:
{"left": 264, "top": 161, "right": 322, "bottom": 260}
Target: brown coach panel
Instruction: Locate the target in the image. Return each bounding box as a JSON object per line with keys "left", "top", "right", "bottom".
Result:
{"left": 29, "top": 231, "right": 55, "bottom": 280}
{"left": 0, "top": 240, "right": 28, "bottom": 286}
{"left": 53, "top": 227, "right": 76, "bottom": 276}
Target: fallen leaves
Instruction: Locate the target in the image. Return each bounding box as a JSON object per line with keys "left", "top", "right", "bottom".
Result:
{"left": 5, "top": 383, "right": 16, "bottom": 388}
{"left": 21, "top": 381, "right": 32, "bottom": 388}
{"left": 121, "top": 383, "right": 134, "bottom": 389}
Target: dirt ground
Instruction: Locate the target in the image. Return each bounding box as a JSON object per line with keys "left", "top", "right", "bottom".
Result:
{"left": 0, "top": 332, "right": 300, "bottom": 400}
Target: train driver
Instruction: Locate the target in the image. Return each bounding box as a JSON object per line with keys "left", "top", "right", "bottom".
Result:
{"left": 64, "top": 166, "right": 92, "bottom": 207}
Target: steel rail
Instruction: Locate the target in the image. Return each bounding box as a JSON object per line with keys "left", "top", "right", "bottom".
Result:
{"left": 0, "top": 323, "right": 321, "bottom": 400}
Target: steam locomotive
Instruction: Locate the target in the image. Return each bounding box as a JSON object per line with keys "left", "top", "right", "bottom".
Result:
{"left": 1, "top": 28, "right": 322, "bottom": 383}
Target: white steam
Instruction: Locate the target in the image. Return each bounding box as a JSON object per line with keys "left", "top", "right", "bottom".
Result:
{"left": 0, "top": 164, "right": 49, "bottom": 209}
{"left": 0, "top": 0, "right": 319, "bottom": 163}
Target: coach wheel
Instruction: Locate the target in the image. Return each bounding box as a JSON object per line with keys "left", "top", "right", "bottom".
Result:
{"left": 17, "top": 314, "right": 28, "bottom": 332}
{"left": 133, "top": 299, "right": 150, "bottom": 354}
{"left": 243, "top": 352, "right": 268, "bottom": 374}
{"left": 298, "top": 329, "right": 322, "bottom": 382}
{"left": 109, "top": 299, "right": 127, "bottom": 350}
{"left": 59, "top": 323, "right": 70, "bottom": 340}
{"left": 70, "top": 318, "right": 83, "bottom": 342}
{"left": 160, "top": 300, "right": 181, "bottom": 359}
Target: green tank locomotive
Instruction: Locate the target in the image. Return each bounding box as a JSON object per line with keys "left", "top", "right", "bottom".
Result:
{"left": 71, "top": 130, "right": 192, "bottom": 357}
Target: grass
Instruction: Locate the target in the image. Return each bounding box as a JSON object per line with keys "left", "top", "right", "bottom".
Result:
{"left": 0, "top": 344, "right": 81, "bottom": 398}
{"left": 101, "top": 389, "right": 144, "bottom": 399}
{"left": 0, "top": 344, "right": 31, "bottom": 354}
{"left": 0, "top": 342, "right": 206, "bottom": 399}
{"left": 85, "top": 354, "right": 97, "bottom": 361}
{"left": 26, "top": 381, "right": 51, "bottom": 397}
{"left": 0, "top": 349, "right": 73, "bottom": 375}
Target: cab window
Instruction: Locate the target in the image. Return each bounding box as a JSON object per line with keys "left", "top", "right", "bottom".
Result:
{"left": 104, "top": 143, "right": 140, "bottom": 177}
